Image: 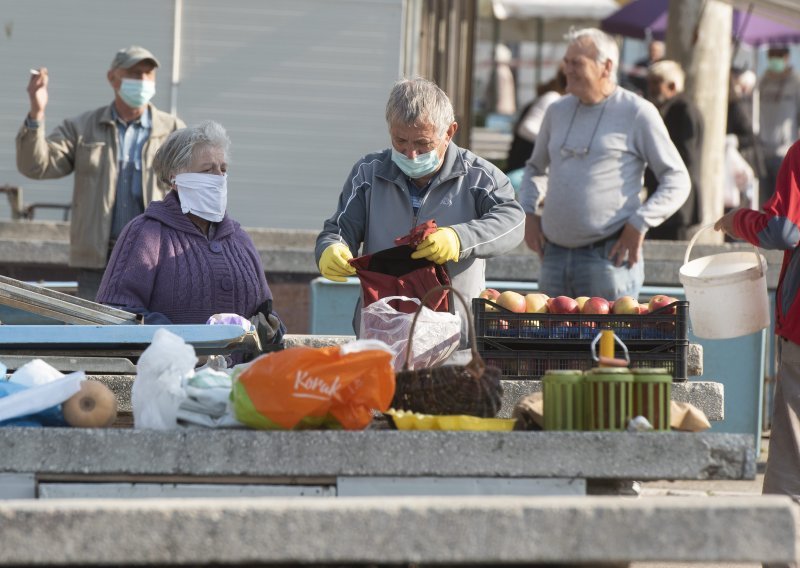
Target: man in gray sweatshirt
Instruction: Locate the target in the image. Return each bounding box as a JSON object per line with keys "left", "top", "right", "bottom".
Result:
{"left": 518, "top": 28, "right": 690, "bottom": 301}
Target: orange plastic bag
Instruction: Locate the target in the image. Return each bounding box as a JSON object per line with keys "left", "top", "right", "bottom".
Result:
{"left": 232, "top": 341, "right": 395, "bottom": 430}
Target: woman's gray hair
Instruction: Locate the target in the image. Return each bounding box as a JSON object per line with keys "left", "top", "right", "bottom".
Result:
{"left": 567, "top": 28, "right": 620, "bottom": 85}
{"left": 385, "top": 77, "right": 455, "bottom": 137}
{"left": 153, "top": 120, "right": 231, "bottom": 184}
{"left": 649, "top": 60, "right": 685, "bottom": 92}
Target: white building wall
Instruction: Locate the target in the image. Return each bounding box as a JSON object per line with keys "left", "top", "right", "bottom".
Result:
{"left": 0, "top": 0, "right": 404, "bottom": 230}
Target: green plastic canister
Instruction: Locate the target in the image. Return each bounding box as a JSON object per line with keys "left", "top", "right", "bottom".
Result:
{"left": 584, "top": 367, "right": 634, "bottom": 431}
{"left": 632, "top": 368, "right": 672, "bottom": 431}
{"left": 542, "top": 370, "right": 584, "bottom": 430}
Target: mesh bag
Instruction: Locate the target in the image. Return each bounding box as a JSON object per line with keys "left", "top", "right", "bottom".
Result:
{"left": 392, "top": 285, "right": 503, "bottom": 417}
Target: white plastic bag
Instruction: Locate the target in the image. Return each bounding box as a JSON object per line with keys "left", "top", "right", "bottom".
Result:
{"left": 724, "top": 134, "right": 755, "bottom": 209}
{"left": 133, "top": 328, "right": 196, "bottom": 430}
{"left": 360, "top": 296, "right": 461, "bottom": 371}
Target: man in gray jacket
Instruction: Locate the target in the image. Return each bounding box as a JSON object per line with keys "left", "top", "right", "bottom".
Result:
{"left": 519, "top": 28, "right": 689, "bottom": 301}
{"left": 17, "top": 45, "right": 184, "bottom": 300}
{"left": 316, "top": 77, "right": 525, "bottom": 340}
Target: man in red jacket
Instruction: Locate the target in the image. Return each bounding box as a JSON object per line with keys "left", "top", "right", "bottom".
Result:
{"left": 716, "top": 140, "right": 800, "bottom": 500}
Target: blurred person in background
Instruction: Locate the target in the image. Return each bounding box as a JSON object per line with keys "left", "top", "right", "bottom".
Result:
{"left": 758, "top": 45, "right": 800, "bottom": 206}
{"left": 16, "top": 46, "right": 184, "bottom": 300}
{"left": 519, "top": 28, "right": 689, "bottom": 300}
{"left": 625, "top": 39, "right": 665, "bottom": 96}
{"left": 97, "top": 121, "right": 284, "bottom": 349}
{"left": 644, "top": 60, "right": 703, "bottom": 240}
{"left": 505, "top": 68, "right": 567, "bottom": 174}
{"left": 727, "top": 67, "right": 764, "bottom": 210}
{"left": 728, "top": 69, "right": 764, "bottom": 190}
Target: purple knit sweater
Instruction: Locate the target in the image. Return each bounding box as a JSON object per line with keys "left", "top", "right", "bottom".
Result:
{"left": 97, "top": 190, "right": 272, "bottom": 324}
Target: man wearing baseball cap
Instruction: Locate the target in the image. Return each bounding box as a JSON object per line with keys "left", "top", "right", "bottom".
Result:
{"left": 16, "top": 45, "right": 185, "bottom": 300}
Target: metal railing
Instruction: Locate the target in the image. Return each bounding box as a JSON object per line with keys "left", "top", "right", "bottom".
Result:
{"left": 0, "top": 185, "right": 70, "bottom": 221}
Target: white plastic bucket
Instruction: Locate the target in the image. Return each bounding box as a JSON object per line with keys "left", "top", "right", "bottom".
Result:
{"left": 678, "top": 225, "right": 770, "bottom": 339}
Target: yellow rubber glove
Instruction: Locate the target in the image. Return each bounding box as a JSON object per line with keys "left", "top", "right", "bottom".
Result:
{"left": 410, "top": 227, "right": 460, "bottom": 265}
{"left": 319, "top": 243, "right": 357, "bottom": 282}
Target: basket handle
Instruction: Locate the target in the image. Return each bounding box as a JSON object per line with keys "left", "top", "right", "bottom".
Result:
{"left": 590, "top": 331, "right": 630, "bottom": 366}
{"left": 401, "top": 284, "right": 484, "bottom": 378}
{"left": 684, "top": 223, "right": 764, "bottom": 277}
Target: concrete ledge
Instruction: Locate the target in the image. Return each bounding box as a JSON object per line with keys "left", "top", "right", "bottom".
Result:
{"left": 0, "top": 496, "right": 796, "bottom": 565}
{"left": 285, "top": 334, "right": 705, "bottom": 377}
{"left": 498, "top": 378, "right": 723, "bottom": 421}
{"left": 0, "top": 429, "right": 755, "bottom": 481}
{"left": 0, "top": 223, "right": 785, "bottom": 287}
{"left": 92, "top": 374, "right": 723, "bottom": 422}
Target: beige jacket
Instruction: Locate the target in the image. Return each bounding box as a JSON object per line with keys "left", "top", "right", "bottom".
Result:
{"left": 16, "top": 104, "right": 185, "bottom": 269}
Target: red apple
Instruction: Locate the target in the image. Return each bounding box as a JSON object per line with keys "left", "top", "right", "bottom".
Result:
{"left": 548, "top": 295, "right": 579, "bottom": 314}
{"left": 638, "top": 306, "right": 650, "bottom": 315}
{"left": 479, "top": 288, "right": 500, "bottom": 301}
{"left": 582, "top": 296, "right": 610, "bottom": 315}
{"left": 524, "top": 293, "right": 549, "bottom": 313}
{"left": 479, "top": 288, "right": 501, "bottom": 312}
{"left": 575, "top": 296, "right": 590, "bottom": 311}
{"left": 648, "top": 294, "right": 678, "bottom": 314}
{"left": 612, "top": 295, "right": 640, "bottom": 315}
{"left": 496, "top": 290, "right": 526, "bottom": 313}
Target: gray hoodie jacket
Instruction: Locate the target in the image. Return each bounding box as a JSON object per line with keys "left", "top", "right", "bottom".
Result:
{"left": 315, "top": 142, "right": 525, "bottom": 340}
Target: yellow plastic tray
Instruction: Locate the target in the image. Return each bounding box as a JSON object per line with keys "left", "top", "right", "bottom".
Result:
{"left": 385, "top": 409, "right": 516, "bottom": 431}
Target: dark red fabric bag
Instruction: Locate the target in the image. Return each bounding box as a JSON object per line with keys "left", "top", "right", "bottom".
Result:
{"left": 349, "top": 221, "right": 450, "bottom": 313}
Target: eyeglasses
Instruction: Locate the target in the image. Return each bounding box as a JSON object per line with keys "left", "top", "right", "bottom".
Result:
{"left": 559, "top": 96, "right": 611, "bottom": 161}
{"left": 560, "top": 145, "right": 590, "bottom": 159}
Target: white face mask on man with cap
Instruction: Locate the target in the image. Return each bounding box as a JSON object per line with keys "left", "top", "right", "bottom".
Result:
{"left": 107, "top": 45, "right": 160, "bottom": 111}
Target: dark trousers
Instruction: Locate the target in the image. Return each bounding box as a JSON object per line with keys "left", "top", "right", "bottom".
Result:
{"left": 76, "top": 268, "right": 105, "bottom": 302}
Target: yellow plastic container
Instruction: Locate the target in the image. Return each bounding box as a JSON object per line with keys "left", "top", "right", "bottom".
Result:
{"left": 543, "top": 370, "right": 585, "bottom": 430}
{"left": 632, "top": 368, "right": 672, "bottom": 431}
{"left": 584, "top": 367, "right": 633, "bottom": 431}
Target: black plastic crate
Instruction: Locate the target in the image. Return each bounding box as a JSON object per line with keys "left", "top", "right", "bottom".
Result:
{"left": 478, "top": 338, "right": 689, "bottom": 381}
{"left": 472, "top": 298, "right": 688, "bottom": 344}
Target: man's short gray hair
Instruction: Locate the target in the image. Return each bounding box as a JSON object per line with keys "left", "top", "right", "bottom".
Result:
{"left": 385, "top": 77, "right": 455, "bottom": 137}
{"left": 649, "top": 60, "right": 685, "bottom": 92}
{"left": 567, "top": 28, "right": 620, "bottom": 85}
{"left": 153, "top": 120, "right": 231, "bottom": 184}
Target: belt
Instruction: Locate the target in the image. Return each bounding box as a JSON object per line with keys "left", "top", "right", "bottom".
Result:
{"left": 580, "top": 229, "right": 623, "bottom": 250}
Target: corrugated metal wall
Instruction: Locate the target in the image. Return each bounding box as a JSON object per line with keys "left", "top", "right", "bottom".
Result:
{"left": 0, "top": 0, "right": 404, "bottom": 230}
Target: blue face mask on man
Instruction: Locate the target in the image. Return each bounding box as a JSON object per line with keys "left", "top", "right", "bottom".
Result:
{"left": 118, "top": 78, "right": 156, "bottom": 108}
{"left": 767, "top": 57, "right": 787, "bottom": 74}
{"left": 391, "top": 147, "right": 442, "bottom": 179}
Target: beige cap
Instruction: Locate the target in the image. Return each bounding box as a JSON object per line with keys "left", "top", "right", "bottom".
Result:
{"left": 110, "top": 45, "right": 160, "bottom": 70}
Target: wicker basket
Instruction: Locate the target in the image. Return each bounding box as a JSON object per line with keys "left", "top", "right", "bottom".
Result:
{"left": 391, "top": 285, "right": 503, "bottom": 418}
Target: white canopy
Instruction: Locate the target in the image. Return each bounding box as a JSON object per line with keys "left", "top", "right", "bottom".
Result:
{"left": 491, "top": 0, "right": 619, "bottom": 21}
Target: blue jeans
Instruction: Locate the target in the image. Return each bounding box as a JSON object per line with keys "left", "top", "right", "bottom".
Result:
{"left": 539, "top": 238, "right": 644, "bottom": 299}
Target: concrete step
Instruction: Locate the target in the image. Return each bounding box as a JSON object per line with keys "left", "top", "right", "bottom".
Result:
{"left": 0, "top": 429, "right": 755, "bottom": 481}
{"left": 0, "top": 495, "right": 795, "bottom": 565}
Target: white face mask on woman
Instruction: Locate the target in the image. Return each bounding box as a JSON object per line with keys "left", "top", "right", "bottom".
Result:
{"left": 174, "top": 172, "right": 227, "bottom": 223}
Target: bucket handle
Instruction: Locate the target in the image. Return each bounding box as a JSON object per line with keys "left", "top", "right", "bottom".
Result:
{"left": 683, "top": 223, "right": 764, "bottom": 278}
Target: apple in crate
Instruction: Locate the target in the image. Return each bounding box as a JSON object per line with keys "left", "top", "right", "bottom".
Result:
{"left": 524, "top": 293, "right": 549, "bottom": 313}
{"left": 648, "top": 294, "right": 678, "bottom": 314}
{"left": 575, "top": 296, "right": 590, "bottom": 311}
{"left": 496, "top": 290, "right": 526, "bottom": 313}
{"left": 479, "top": 288, "right": 500, "bottom": 301}
{"left": 612, "top": 295, "right": 640, "bottom": 315}
{"left": 581, "top": 296, "right": 610, "bottom": 315}
{"left": 479, "top": 288, "right": 501, "bottom": 312}
{"left": 547, "top": 295, "right": 579, "bottom": 314}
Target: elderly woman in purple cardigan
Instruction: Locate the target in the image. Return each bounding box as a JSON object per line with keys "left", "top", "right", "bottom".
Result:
{"left": 97, "top": 120, "right": 284, "bottom": 347}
